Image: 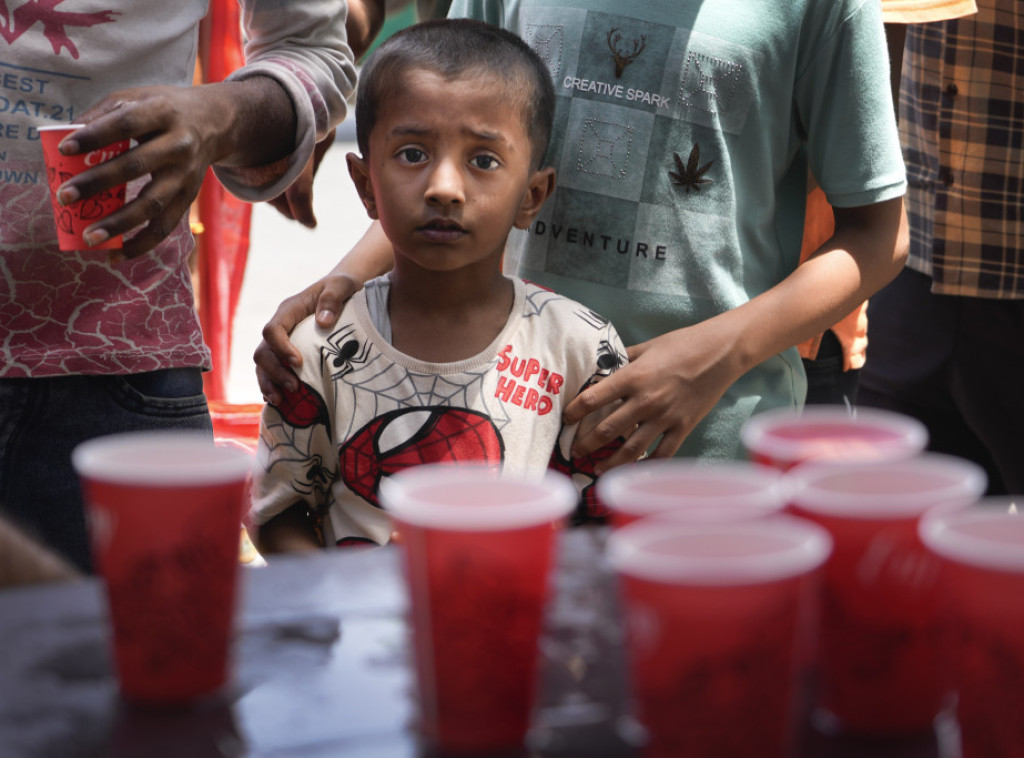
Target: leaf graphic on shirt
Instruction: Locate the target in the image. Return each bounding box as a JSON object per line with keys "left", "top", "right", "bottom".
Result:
{"left": 669, "top": 144, "right": 714, "bottom": 193}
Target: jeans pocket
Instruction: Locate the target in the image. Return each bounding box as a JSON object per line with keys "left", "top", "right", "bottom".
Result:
{"left": 108, "top": 369, "right": 212, "bottom": 425}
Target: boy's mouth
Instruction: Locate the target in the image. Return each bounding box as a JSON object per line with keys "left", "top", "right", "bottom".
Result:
{"left": 418, "top": 218, "right": 466, "bottom": 241}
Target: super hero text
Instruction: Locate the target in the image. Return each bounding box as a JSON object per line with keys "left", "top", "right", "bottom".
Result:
{"left": 495, "top": 345, "right": 563, "bottom": 416}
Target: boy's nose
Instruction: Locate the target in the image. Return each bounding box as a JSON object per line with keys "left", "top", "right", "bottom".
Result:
{"left": 425, "top": 158, "right": 465, "bottom": 207}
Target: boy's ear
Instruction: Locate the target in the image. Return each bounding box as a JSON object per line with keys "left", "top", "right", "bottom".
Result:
{"left": 346, "top": 152, "right": 379, "bottom": 220}
{"left": 513, "top": 167, "right": 556, "bottom": 230}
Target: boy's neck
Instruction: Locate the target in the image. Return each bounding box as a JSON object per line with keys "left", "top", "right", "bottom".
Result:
{"left": 387, "top": 268, "right": 515, "bottom": 363}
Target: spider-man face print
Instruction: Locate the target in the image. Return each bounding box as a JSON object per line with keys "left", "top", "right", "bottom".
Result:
{"left": 549, "top": 434, "right": 621, "bottom": 522}
{"left": 274, "top": 380, "right": 332, "bottom": 437}
{"left": 340, "top": 407, "right": 504, "bottom": 506}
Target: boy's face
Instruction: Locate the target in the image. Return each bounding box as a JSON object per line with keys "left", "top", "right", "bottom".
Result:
{"left": 347, "top": 68, "right": 554, "bottom": 276}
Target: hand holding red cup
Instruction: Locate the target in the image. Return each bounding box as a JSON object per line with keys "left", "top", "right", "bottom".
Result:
{"left": 38, "top": 123, "right": 129, "bottom": 252}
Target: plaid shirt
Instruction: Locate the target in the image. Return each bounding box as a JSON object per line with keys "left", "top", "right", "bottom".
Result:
{"left": 900, "top": 0, "right": 1024, "bottom": 298}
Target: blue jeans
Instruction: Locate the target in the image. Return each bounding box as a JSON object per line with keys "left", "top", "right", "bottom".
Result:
{"left": 0, "top": 369, "right": 212, "bottom": 573}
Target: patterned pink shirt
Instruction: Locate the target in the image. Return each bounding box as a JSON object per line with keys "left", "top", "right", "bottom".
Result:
{"left": 0, "top": 0, "right": 356, "bottom": 377}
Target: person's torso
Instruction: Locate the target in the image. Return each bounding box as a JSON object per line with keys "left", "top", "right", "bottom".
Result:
{"left": 452, "top": 0, "right": 904, "bottom": 457}
{"left": 900, "top": 0, "right": 1024, "bottom": 298}
{"left": 276, "top": 276, "right": 626, "bottom": 544}
{"left": 1, "top": 0, "right": 210, "bottom": 377}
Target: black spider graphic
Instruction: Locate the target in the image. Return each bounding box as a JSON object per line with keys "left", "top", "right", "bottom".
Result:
{"left": 596, "top": 340, "right": 626, "bottom": 372}
{"left": 322, "top": 326, "right": 371, "bottom": 379}
{"left": 295, "top": 453, "right": 333, "bottom": 498}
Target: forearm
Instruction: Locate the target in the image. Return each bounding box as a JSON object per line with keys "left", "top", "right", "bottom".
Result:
{"left": 329, "top": 221, "right": 395, "bottom": 285}
{"left": 205, "top": 77, "right": 298, "bottom": 169}
{"left": 711, "top": 196, "right": 908, "bottom": 381}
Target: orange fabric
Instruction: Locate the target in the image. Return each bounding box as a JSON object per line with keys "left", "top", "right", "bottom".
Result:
{"left": 881, "top": 0, "right": 977, "bottom": 23}
{"left": 196, "top": 1, "right": 252, "bottom": 401}
{"left": 796, "top": 186, "right": 868, "bottom": 371}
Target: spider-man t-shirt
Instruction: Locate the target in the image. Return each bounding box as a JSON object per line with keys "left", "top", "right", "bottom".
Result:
{"left": 250, "top": 274, "right": 627, "bottom": 545}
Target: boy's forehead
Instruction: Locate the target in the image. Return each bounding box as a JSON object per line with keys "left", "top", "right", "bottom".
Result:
{"left": 390, "top": 66, "right": 520, "bottom": 99}
{"left": 376, "top": 67, "right": 531, "bottom": 129}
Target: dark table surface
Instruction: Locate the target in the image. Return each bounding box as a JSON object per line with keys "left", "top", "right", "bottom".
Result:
{"left": 0, "top": 527, "right": 959, "bottom": 758}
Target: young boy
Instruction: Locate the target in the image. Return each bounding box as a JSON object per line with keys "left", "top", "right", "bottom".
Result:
{"left": 250, "top": 19, "right": 627, "bottom": 552}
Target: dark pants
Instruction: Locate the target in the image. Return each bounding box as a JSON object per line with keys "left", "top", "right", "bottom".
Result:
{"left": 802, "top": 329, "right": 860, "bottom": 408}
{"left": 0, "top": 369, "right": 212, "bottom": 573}
{"left": 859, "top": 267, "right": 1024, "bottom": 495}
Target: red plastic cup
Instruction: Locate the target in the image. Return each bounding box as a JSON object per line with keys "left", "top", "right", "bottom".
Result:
{"left": 38, "top": 123, "right": 129, "bottom": 251}
{"left": 919, "top": 500, "right": 1024, "bottom": 758}
{"left": 379, "top": 465, "right": 577, "bottom": 755}
{"left": 597, "top": 459, "right": 785, "bottom": 528}
{"left": 786, "top": 454, "right": 987, "bottom": 735}
{"left": 209, "top": 400, "right": 264, "bottom": 455}
{"left": 741, "top": 406, "right": 928, "bottom": 471}
{"left": 607, "top": 515, "right": 833, "bottom": 758}
{"left": 72, "top": 431, "right": 253, "bottom": 704}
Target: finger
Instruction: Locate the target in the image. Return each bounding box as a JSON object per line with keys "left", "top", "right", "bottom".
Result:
{"left": 55, "top": 143, "right": 149, "bottom": 206}
{"left": 67, "top": 93, "right": 175, "bottom": 156}
{"left": 594, "top": 422, "right": 660, "bottom": 475}
{"left": 256, "top": 370, "right": 281, "bottom": 408}
{"left": 93, "top": 183, "right": 196, "bottom": 258}
{"left": 312, "top": 130, "right": 336, "bottom": 170}
{"left": 254, "top": 342, "right": 299, "bottom": 404}
{"left": 562, "top": 371, "right": 624, "bottom": 425}
{"left": 266, "top": 195, "right": 296, "bottom": 221}
{"left": 283, "top": 180, "right": 317, "bottom": 228}
{"left": 625, "top": 341, "right": 646, "bottom": 362}
{"left": 82, "top": 88, "right": 182, "bottom": 134}
{"left": 59, "top": 128, "right": 197, "bottom": 217}
{"left": 314, "top": 274, "right": 360, "bottom": 327}
{"left": 569, "top": 399, "right": 639, "bottom": 459}
{"left": 262, "top": 309, "right": 308, "bottom": 371}
{"left": 649, "top": 426, "right": 688, "bottom": 460}
{"left": 57, "top": 105, "right": 135, "bottom": 154}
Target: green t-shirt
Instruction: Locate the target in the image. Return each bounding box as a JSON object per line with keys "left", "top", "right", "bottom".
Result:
{"left": 450, "top": 0, "right": 906, "bottom": 458}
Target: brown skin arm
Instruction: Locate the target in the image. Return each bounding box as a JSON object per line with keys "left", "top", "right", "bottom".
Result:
{"left": 253, "top": 502, "right": 322, "bottom": 555}
{"left": 563, "top": 197, "right": 909, "bottom": 470}
{"left": 255, "top": 221, "right": 394, "bottom": 404}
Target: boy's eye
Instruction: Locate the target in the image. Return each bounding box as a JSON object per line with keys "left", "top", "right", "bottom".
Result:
{"left": 471, "top": 155, "right": 500, "bottom": 170}
{"left": 397, "top": 148, "right": 426, "bottom": 164}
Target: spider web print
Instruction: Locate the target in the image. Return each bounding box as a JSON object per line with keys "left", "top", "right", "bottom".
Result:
{"left": 331, "top": 353, "right": 513, "bottom": 443}
{"left": 258, "top": 321, "right": 519, "bottom": 517}
{"left": 520, "top": 285, "right": 565, "bottom": 322}
{"left": 524, "top": 286, "right": 627, "bottom": 376}
{"left": 259, "top": 414, "right": 336, "bottom": 501}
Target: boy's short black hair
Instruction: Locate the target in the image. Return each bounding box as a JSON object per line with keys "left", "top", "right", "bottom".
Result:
{"left": 355, "top": 18, "right": 556, "bottom": 169}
